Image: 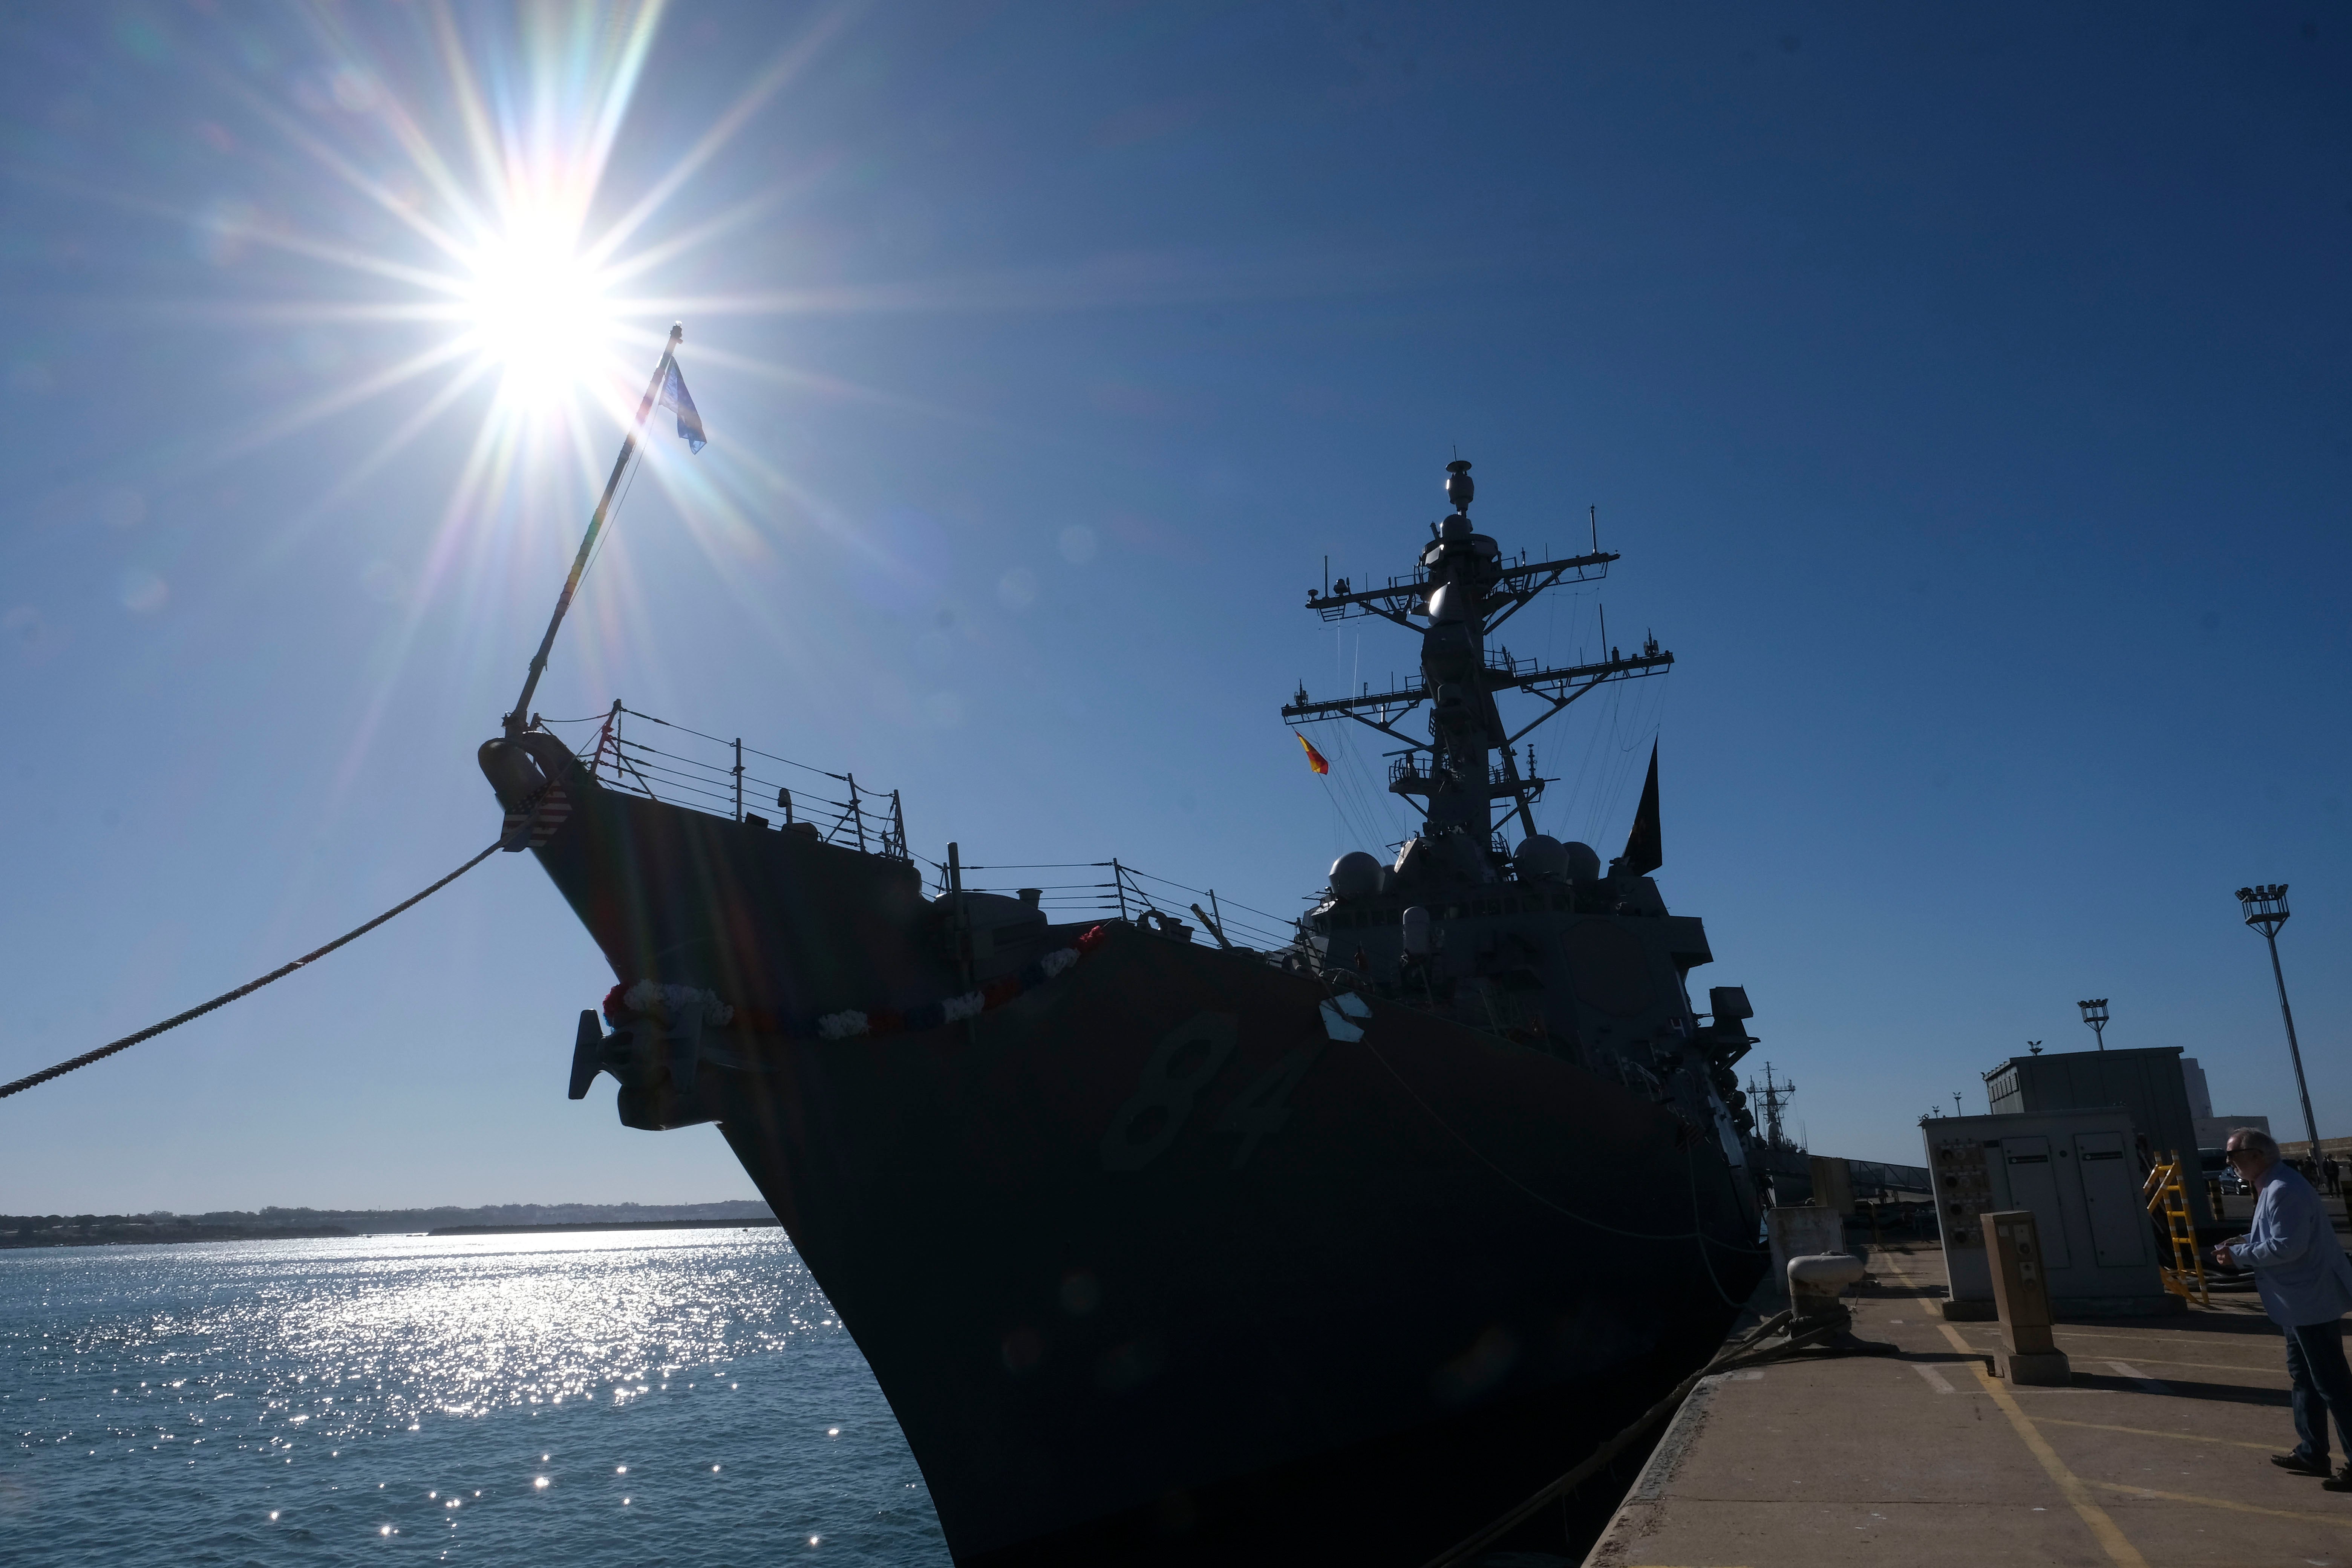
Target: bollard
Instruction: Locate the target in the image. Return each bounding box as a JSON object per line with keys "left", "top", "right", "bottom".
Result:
{"left": 1765, "top": 1205, "right": 1845, "bottom": 1294}
{"left": 1788, "top": 1252, "right": 1866, "bottom": 1333}
{"left": 1984, "top": 1208, "right": 2070, "bottom": 1386}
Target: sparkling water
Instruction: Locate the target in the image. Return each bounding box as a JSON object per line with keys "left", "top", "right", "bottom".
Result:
{"left": 1, "top": 1230, "right": 949, "bottom": 1565}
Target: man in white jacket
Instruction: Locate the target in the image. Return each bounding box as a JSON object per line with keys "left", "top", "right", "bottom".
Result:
{"left": 2214, "top": 1127, "right": 2352, "bottom": 1487}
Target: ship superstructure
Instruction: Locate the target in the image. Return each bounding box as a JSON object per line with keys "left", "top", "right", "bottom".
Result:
{"left": 1283, "top": 461, "right": 1762, "bottom": 1161}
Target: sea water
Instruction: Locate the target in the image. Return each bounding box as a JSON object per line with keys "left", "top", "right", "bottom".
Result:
{"left": 0, "top": 1230, "right": 949, "bottom": 1565}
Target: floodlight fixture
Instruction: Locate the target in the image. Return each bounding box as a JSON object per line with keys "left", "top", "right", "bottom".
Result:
{"left": 2237, "top": 882, "right": 2321, "bottom": 1183}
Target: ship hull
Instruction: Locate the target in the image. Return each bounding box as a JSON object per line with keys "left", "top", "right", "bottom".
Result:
{"left": 517, "top": 778, "right": 1766, "bottom": 1565}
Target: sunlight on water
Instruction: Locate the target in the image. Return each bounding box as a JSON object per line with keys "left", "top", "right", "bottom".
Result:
{"left": 0, "top": 1231, "right": 947, "bottom": 1565}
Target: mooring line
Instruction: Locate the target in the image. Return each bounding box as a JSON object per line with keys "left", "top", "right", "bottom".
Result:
{"left": 0, "top": 838, "right": 504, "bottom": 1100}
{"left": 1358, "top": 1033, "right": 1757, "bottom": 1308}
{"left": 1418, "top": 1307, "right": 1804, "bottom": 1568}
{"left": 1361, "top": 1035, "right": 1703, "bottom": 1243}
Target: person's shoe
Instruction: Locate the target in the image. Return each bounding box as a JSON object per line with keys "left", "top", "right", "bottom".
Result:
{"left": 2323, "top": 1465, "right": 2352, "bottom": 1492}
{"left": 2273, "top": 1451, "right": 2332, "bottom": 1476}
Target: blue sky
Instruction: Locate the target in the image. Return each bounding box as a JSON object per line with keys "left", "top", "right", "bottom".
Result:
{"left": 2, "top": 3, "right": 2345, "bottom": 1211}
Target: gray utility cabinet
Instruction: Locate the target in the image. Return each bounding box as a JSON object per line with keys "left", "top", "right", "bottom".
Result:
{"left": 1983, "top": 1046, "right": 2210, "bottom": 1228}
{"left": 1926, "top": 1109, "right": 2176, "bottom": 1317}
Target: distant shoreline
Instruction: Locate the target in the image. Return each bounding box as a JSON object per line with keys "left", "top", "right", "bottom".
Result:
{"left": 0, "top": 1218, "right": 788, "bottom": 1248}
{"left": 3, "top": 1226, "right": 355, "bottom": 1248}
{"left": 427, "top": 1219, "right": 782, "bottom": 1236}
{"left": 1, "top": 1201, "right": 776, "bottom": 1250}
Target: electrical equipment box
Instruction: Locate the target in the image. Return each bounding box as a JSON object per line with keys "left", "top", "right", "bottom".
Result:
{"left": 1984, "top": 1209, "right": 2070, "bottom": 1385}
{"left": 1982, "top": 1047, "right": 2210, "bottom": 1228}
{"left": 1925, "top": 1109, "right": 2177, "bottom": 1318}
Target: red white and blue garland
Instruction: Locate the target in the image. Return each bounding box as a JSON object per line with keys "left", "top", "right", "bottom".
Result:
{"left": 601, "top": 924, "right": 1110, "bottom": 1043}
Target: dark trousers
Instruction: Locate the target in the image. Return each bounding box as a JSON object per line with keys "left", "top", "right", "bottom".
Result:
{"left": 2285, "top": 1318, "right": 2352, "bottom": 1462}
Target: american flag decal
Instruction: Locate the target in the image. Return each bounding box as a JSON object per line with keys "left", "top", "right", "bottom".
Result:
{"left": 504, "top": 783, "right": 571, "bottom": 849}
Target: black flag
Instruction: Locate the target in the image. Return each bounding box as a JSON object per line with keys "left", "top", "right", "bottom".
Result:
{"left": 1617, "top": 742, "right": 1662, "bottom": 877}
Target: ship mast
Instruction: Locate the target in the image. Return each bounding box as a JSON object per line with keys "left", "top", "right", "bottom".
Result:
{"left": 1282, "top": 460, "right": 1672, "bottom": 858}
{"left": 1747, "top": 1061, "right": 1796, "bottom": 1152}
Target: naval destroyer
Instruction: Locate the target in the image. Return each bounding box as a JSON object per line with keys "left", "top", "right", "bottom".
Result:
{"left": 480, "top": 343, "right": 1768, "bottom": 1564}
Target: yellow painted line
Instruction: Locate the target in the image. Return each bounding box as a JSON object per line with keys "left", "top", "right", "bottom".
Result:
{"left": 2082, "top": 1354, "right": 2285, "bottom": 1378}
{"left": 2034, "top": 1417, "right": 2277, "bottom": 1452}
{"left": 1873, "top": 1250, "right": 1936, "bottom": 1288}
{"left": 2084, "top": 1478, "right": 2352, "bottom": 1525}
{"left": 2047, "top": 1326, "right": 2279, "bottom": 1349}
{"left": 1939, "top": 1323, "right": 2151, "bottom": 1568}
{"left": 1939, "top": 1337, "right": 2284, "bottom": 1380}
{"left": 2045, "top": 1319, "right": 2275, "bottom": 1341}
{"left": 1935, "top": 1321, "right": 1993, "bottom": 1365}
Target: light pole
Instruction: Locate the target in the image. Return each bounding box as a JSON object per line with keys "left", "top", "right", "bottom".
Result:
{"left": 2078, "top": 998, "right": 2109, "bottom": 1052}
{"left": 2237, "top": 884, "right": 2321, "bottom": 1179}
{"left": 2027, "top": 1040, "right": 2043, "bottom": 1056}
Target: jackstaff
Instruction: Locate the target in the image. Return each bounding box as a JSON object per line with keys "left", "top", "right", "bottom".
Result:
{"left": 504, "top": 322, "right": 706, "bottom": 739}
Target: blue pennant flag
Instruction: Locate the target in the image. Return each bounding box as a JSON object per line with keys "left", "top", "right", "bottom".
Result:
{"left": 659, "top": 358, "right": 706, "bottom": 453}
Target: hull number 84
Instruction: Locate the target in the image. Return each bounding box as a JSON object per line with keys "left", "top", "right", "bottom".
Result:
{"left": 1101, "top": 1012, "right": 1326, "bottom": 1172}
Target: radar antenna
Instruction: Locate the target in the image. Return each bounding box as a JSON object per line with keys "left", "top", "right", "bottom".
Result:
{"left": 1284, "top": 459, "right": 1672, "bottom": 850}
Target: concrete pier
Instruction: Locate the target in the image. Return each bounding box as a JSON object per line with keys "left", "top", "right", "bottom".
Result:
{"left": 1582, "top": 1238, "right": 2352, "bottom": 1567}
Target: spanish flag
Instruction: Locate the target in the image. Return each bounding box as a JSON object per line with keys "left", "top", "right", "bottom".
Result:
{"left": 1298, "top": 734, "right": 1330, "bottom": 775}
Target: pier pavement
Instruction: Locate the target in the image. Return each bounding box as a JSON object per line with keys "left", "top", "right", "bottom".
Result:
{"left": 1581, "top": 1237, "right": 2352, "bottom": 1568}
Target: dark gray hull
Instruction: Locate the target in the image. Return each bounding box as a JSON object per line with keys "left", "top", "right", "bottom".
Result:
{"left": 512, "top": 769, "right": 1766, "bottom": 1564}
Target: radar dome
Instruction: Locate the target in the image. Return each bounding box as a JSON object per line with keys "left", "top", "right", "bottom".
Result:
{"left": 1328, "top": 851, "right": 1383, "bottom": 901}
{"left": 1562, "top": 841, "right": 1602, "bottom": 882}
{"left": 1513, "top": 836, "right": 1569, "bottom": 881}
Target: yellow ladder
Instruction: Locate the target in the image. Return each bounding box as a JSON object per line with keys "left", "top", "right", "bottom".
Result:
{"left": 2142, "top": 1150, "right": 2209, "bottom": 1307}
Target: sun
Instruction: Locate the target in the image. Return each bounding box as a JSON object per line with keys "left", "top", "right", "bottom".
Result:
{"left": 176, "top": 2, "right": 849, "bottom": 542}
{"left": 461, "top": 214, "right": 617, "bottom": 407}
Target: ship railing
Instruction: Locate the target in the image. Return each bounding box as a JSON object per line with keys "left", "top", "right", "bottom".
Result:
{"left": 947, "top": 859, "right": 1302, "bottom": 954}
{"left": 1386, "top": 758, "right": 1540, "bottom": 801}
{"left": 1308, "top": 567, "right": 1429, "bottom": 623}
{"left": 1305, "top": 542, "right": 1601, "bottom": 624}
{"left": 538, "top": 701, "right": 910, "bottom": 862}
{"left": 1487, "top": 762, "right": 1548, "bottom": 797}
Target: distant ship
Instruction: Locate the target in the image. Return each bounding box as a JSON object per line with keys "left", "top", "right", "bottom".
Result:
{"left": 482, "top": 410, "right": 1768, "bottom": 1563}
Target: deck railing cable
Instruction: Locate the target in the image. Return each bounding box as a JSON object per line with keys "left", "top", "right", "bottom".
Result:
{"left": 539, "top": 703, "right": 909, "bottom": 861}
{"left": 539, "top": 706, "right": 1298, "bottom": 940}
{"left": 945, "top": 860, "right": 1304, "bottom": 953}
